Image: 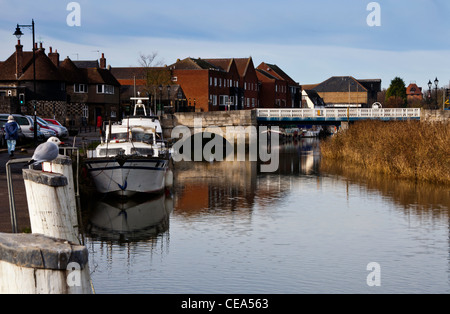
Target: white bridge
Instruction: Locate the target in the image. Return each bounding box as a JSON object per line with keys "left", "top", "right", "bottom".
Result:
{"left": 256, "top": 108, "right": 421, "bottom": 124}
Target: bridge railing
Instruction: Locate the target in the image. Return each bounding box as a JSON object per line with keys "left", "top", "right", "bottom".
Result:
{"left": 256, "top": 108, "right": 421, "bottom": 120}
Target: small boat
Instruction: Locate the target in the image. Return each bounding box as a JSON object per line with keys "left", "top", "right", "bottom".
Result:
{"left": 84, "top": 101, "right": 173, "bottom": 196}
{"left": 301, "top": 127, "right": 321, "bottom": 138}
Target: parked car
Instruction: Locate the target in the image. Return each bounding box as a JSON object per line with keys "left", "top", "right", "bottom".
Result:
{"left": 0, "top": 114, "right": 44, "bottom": 142}
{"left": 26, "top": 115, "right": 57, "bottom": 140}
{"left": 0, "top": 120, "right": 5, "bottom": 148}
{"left": 41, "top": 117, "right": 69, "bottom": 139}
{"left": 0, "top": 118, "right": 25, "bottom": 145}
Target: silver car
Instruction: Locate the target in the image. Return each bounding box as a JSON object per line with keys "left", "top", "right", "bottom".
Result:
{"left": 25, "top": 115, "right": 57, "bottom": 140}
{"left": 0, "top": 114, "right": 44, "bottom": 141}
{"left": 39, "top": 117, "right": 69, "bottom": 139}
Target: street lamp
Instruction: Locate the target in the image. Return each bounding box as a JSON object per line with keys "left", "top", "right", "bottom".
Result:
{"left": 166, "top": 85, "right": 171, "bottom": 113}
{"left": 434, "top": 77, "right": 439, "bottom": 109}
{"left": 158, "top": 85, "right": 163, "bottom": 117}
{"left": 14, "top": 20, "right": 37, "bottom": 145}
{"left": 428, "top": 80, "right": 432, "bottom": 107}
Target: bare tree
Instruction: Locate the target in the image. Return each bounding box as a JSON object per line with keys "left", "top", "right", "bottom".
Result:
{"left": 138, "top": 52, "right": 164, "bottom": 68}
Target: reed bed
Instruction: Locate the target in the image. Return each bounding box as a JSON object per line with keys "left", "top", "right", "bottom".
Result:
{"left": 320, "top": 120, "right": 450, "bottom": 185}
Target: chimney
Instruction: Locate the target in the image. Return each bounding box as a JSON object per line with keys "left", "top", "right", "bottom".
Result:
{"left": 15, "top": 40, "right": 23, "bottom": 79}
{"left": 100, "top": 53, "right": 106, "bottom": 69}
{"left": 48, "top": 47, "right": 60, "bottom": 67}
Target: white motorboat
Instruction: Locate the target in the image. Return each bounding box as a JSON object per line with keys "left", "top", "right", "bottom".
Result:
{"left": 84, "top": 102, "right": 173, "bottom": 196}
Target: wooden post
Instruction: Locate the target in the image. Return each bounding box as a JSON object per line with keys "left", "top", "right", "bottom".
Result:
{"left": 23, "top": 156, "right": 80, "bottom": 245}
{"left": 0, "top": 233, "right": 92, "bottom": 294}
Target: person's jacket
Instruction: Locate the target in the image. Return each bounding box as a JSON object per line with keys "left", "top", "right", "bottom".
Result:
{"left": 5, "top": 122, "right": 19, "bottom": 140}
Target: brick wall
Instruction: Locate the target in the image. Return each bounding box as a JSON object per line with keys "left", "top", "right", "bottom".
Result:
{"left": 317, "top": 91, "right": 368, "bottom": 106}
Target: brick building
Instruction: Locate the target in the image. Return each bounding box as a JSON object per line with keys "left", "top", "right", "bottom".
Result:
{"left": 406, "top": 82, "right": 423, "bottom": 104}
{"left": 168, "top": 57, "right": 265, "bottom": 112}
{"left": 256, "top": 62, "right": 301, "bottom": 108}
{"left": 0, "top": 41, "right": 120, "bottom": 127}
{"left": 311, "top": 76, "right": 381, "bottom": 108}
{"left": 0, "top": 41, "right": 67, "bottom": 118}
{"left": 111, "top": 66, "right": 186, "bottom": 115}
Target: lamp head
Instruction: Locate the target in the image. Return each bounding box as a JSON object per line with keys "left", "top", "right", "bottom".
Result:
{"left": 13, "top": 25, "right": 23, "bottom": 39}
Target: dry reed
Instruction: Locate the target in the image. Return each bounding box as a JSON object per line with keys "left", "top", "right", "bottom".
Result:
{"left": 320, "top": 120, "right": 450, "bottom": 185}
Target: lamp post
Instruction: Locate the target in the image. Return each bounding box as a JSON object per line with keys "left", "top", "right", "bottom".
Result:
{"left": 158, "top": 84, "right": 163, "bottom": 117}
{"left": 166, "top": 84, "right": 171, "bottom": 113}
{"left": 434, "top": 77, "right": 439, "bottom": 109}
{"left": 14, "top": 20, "right": 37, "bottom": 146}
{"left": 428, "top": 80, "right": 432, "bottom": 108}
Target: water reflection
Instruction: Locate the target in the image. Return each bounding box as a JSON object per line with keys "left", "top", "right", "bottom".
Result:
{"left": 320, "top": 157, "right": 450, "bottom": 215}
{"left": 81, "top": 137, "right": 449, "bottom": 293}
{"left": 85, "top": 193, "right": 173, "bottom": 243}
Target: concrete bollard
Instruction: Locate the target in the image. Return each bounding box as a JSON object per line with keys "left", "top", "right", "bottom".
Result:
{"left": 23, "top": 156, "right": 80, "bottom": 245}
{"left": 0, "top": 233, "right": 91, "bottom": 294}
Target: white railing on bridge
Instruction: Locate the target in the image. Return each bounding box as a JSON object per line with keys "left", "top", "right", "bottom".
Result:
{"left": 256, "top": 108, "right": 421, "bottom": 120}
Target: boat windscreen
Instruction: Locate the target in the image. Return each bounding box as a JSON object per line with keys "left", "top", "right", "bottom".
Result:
{"left": 110, "top": 131, "right": 154, "bottom": 144}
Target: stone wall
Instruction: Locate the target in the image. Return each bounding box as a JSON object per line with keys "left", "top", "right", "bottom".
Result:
{"left": 421, "top": 109, "right": 450, "bottom": 122}
{"left": 24, "top": 101, "right": 84, "bottom": 127}
{"left": 161, "top": 110, "right": 257, "bottom": 139}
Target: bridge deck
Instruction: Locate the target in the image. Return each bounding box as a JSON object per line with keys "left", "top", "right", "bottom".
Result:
{"left": 256, "top": 108, "right": 421, "bottom": 124}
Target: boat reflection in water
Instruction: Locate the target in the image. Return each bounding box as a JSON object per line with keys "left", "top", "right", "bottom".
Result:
{"left": 85, "top": 193, "right": 173, "bottom": 243}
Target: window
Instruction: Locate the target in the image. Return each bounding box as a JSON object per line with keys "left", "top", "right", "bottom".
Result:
{"left": 82, "top": 105, "right": 89, "bottom": 119}
{"left": 210, "top": 94, "right": 217, "bottom": 106}
{"left": 74, "top": 84, "right": 87, "bottom": 93}
{"left": 219, "top": 95, "right": 228, "bottom": 106}
{"left": 97, "top": 84, "right": 114, "bottom": 94}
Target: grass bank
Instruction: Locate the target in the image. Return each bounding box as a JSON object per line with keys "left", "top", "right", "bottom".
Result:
{"left": 320, "top": 120, "right": 450, "bottom": 185}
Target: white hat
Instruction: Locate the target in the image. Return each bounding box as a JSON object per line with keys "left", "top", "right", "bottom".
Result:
{"left": 7, "top": 115, "right": 15, "bottom": 122}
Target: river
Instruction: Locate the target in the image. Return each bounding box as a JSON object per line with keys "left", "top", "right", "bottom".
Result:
{"left": 82, "top": 138, "right": 450, "bottom": 294}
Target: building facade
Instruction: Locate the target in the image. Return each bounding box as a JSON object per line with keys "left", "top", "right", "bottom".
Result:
{"left": 311, "top": 76, "right": 381, "bottom": 108}
{"left": 0, "top": 42, "right": 120, "bottom": 127}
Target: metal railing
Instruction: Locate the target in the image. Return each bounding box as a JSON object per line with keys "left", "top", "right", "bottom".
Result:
{"left": 6, "top": 147, "right": 80, "bottom": 234}
{"left": 256, "top": 108, "right": 421, "bottom": 120}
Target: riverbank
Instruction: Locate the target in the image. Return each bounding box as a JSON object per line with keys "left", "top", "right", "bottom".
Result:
{"left": 320, "top": 120, "right": 450, "bottom": 185}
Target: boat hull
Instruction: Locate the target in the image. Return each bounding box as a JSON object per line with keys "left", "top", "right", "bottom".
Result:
{"left": 85, "top": 157, "right": 169, "bottom": 196}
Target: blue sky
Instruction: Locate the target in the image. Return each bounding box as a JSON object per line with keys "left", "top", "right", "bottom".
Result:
{"left": 1, "top": 0, "right": 450, "bottom": 89}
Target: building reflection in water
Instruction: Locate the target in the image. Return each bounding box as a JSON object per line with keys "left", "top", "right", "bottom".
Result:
{"left": 173, "top": 138, "right": 322, "bottom": 217}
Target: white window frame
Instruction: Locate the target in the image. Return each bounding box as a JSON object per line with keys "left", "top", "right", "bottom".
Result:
{"left": 74, "top": 83, "right": 87, "bottom": 93}
{"left": 97, "top": 84, "right": 115, "bottom": 94}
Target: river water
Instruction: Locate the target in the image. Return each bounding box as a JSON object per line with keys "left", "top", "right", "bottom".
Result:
{"left": 82, "top": 138, "right": 450, "bottom": 294}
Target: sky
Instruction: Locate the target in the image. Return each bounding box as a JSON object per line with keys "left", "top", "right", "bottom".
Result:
{"left": 1, "top": 0, "right": 450, "bottom": 89}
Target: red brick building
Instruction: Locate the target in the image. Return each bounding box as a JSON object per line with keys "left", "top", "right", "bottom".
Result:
{"left": 168, "top": 57, "right": 263, "bottom": 112}
{"left": 256, "top": 62, "right": 301, "bottom": 108}
{"left": 0, "top": 41, "right": 120, "bottom": 127}
{"left": 406, "top": 82, "right": 423, "bottom": 104}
